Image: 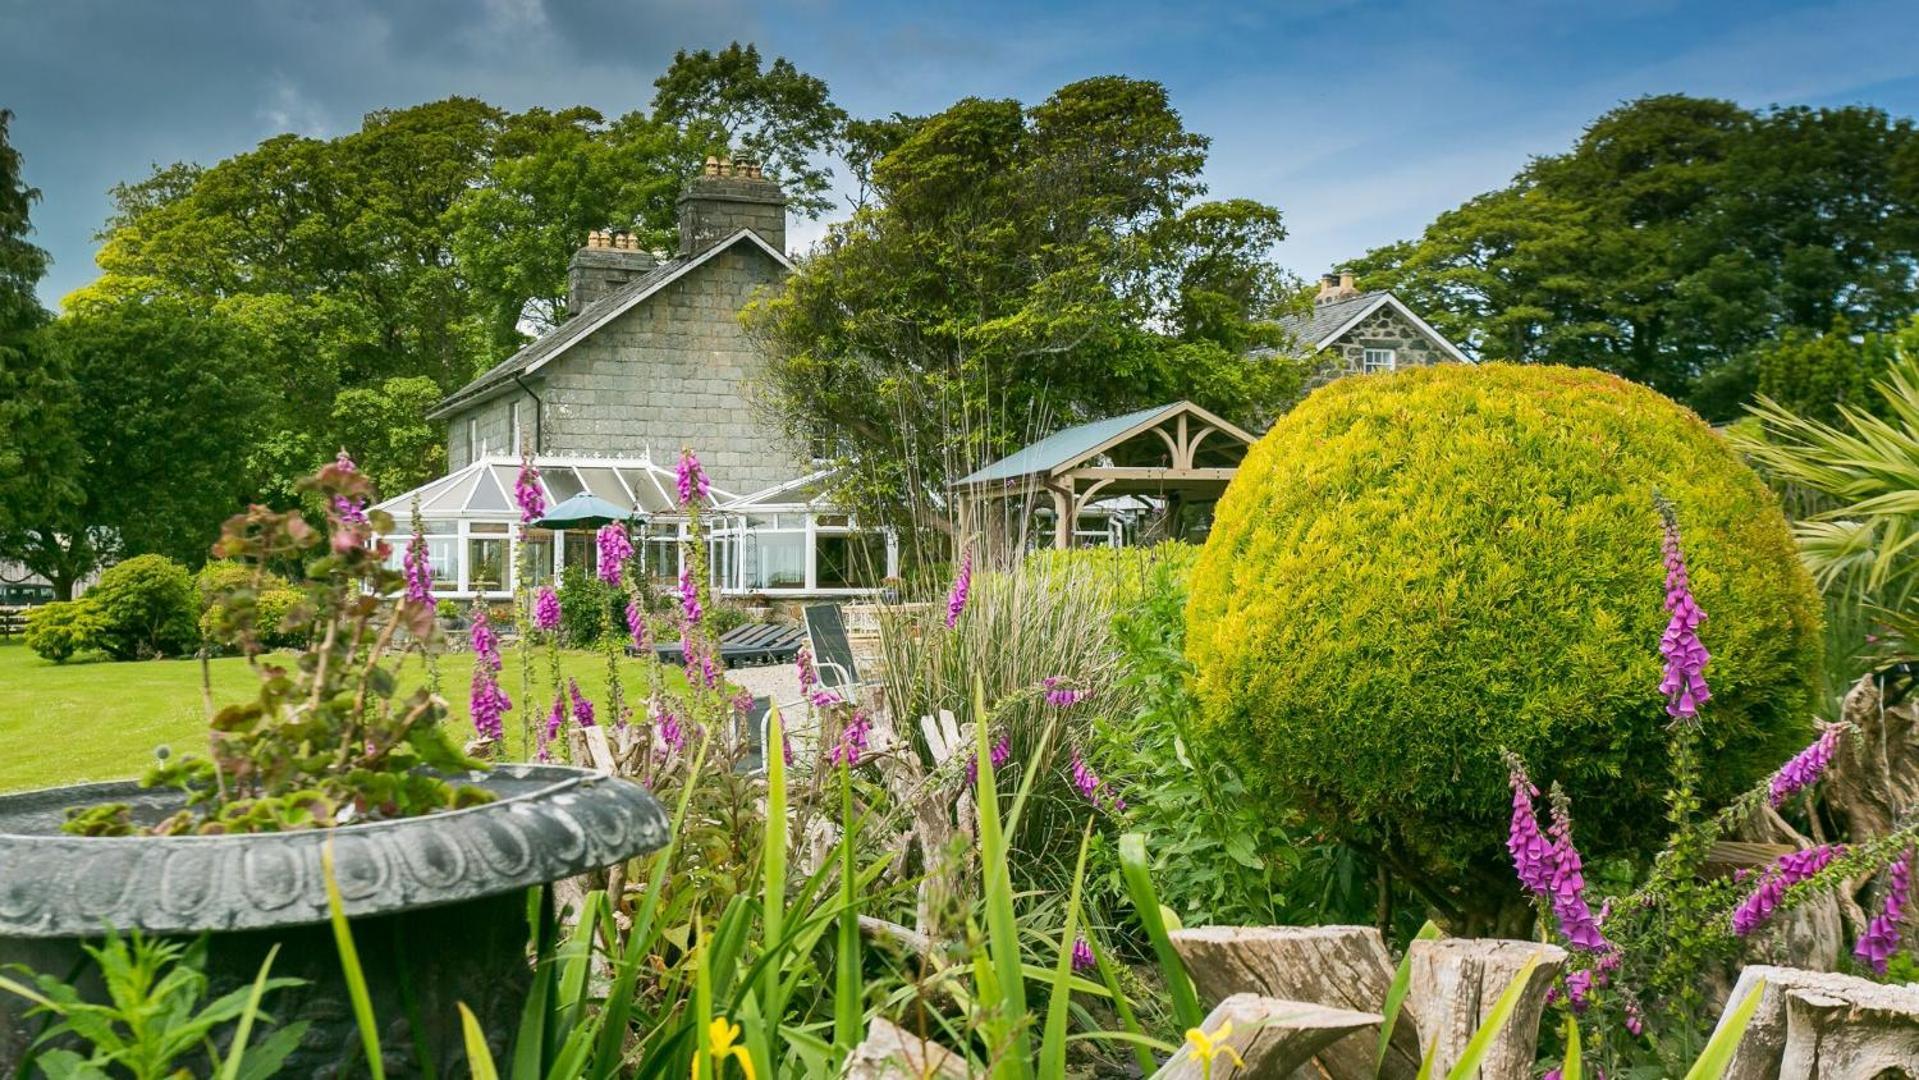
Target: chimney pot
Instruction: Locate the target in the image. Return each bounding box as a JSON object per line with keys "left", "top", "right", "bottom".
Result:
{"left": 1340, "top": 272, "right": 1356, "bottom": 292}
{"left": 704, "top": 155, "right": 720, "bottom": 176}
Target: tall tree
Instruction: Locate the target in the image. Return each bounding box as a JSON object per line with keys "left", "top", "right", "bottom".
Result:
{"left": 1346, "top": 95, "right": 1919, "bottom": 416}
{"left": 0, "top": 109, "right": 86, "bottom": 595}
{"left": 652, "top": 41, "right": 848, "bottom": 216}
{"left": 745, "top": 77, "right": 1302, "bottom": 538}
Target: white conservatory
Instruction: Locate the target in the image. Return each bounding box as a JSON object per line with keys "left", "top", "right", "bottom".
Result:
{"left": 372, "top": 455, "right": 897, "bottom": 600}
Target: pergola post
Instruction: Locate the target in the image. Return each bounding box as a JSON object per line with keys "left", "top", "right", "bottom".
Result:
{"left": 1050, "top": 485, "right": 1073, "bottom": 549}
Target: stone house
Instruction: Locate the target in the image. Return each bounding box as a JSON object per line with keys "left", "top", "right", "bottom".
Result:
{"left": 376, "top": 158, "right": 897, "bottom": 600}
{"left": 1276, "top": 273, "right": 1471, "bottom": 390}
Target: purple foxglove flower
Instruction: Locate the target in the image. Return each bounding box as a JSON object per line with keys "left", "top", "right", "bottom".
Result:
{"left": 467, "top": 612, "right": 510, "bottom": 740}
{"left": 1506, "top": 758, "right": 1555, "bottom": 895}
{"left": 656, "top": 706, "right": 684, "bottom": 754}
{"left": 626, "top": 598, "right": 650, "bottom": 652}
{"left": 1069, "top": 749, "right": 1108, "bottom": 808}
{"left": 1545, "top": 787, "right": 1611, "bottom": 953}
{"left": 1562, "top": 968, "right": 1595, "bottom": 1014}
{"left": 679, "top": 564, "right": 702, "bottom": 625}
{"left": 1855, "top": 847, "right": 1913, "bottom": 974}
{"left": 676, "top": 447, "right": 710, "bottom": 507}
{"left": 1656, "top": 499, "right": 1711, "bottom": 721}
{"left": 595, "top": 524, "right": 632, "bottom": 585}
{"left": 330, "top": 451, "right": 368, "bottom": 525}
{"left": 533, "top": 586, "right": 562, "bottom": 632}
{"left": 514, "top": 459, "right": 545, "bottom": 524}
{"left": 732, "top": 689, "right": 754, "bottom": 715}
{"left": 568, "top": 677, "right": 595, "bottom": 728}
{"left": 782, "top": 727, "right": 795, "bottom": 768}
{"left": 1770, "top": 725, "right": 1841, "bottom": 807}
{"left": 945, "top": 549, "right": 972, "bottom": 629}
{"left": 829, "top": 710, "right": 873, "bottom": 767}
{"left": 538, "top": 692, "right": 565, "bottom": 762}
{"left": 965, "top": 733, "right": 1013, "bottom": 787}
{"left": 1624, "top": 999, "right": 1644, "bottom": 1036}
{"left": 1071, "top": 936, "right": 1095, "bottom": 974}
{"left": 1732, "top": 844, "right": 1845, "bottom": 936}
{"left": 796, "top": 646, "right": 816, "bottom": 695}
{"left": 403, "top": 529, "right": 433, "bottom": 605}
{"left": 1042, "top": 676, "right": 1087, "bottom": 708}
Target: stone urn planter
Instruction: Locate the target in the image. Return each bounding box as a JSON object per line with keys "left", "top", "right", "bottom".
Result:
{"left": 0, "top": 763, "right": 668, "bottom": 1076}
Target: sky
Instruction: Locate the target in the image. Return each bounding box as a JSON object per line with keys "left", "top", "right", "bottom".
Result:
{"left": 3, "top": 0, "right": 1918, "bottom": 309}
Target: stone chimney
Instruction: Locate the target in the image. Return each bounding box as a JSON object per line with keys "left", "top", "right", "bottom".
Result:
{"left": 1315, "top": 271, "right": 1361, "bottom": 305}
{"left": 567, "top": 230, "right": 658, "bottom": 315}
{"left": 677, "top": 155, "right": 786, "bottom": 257}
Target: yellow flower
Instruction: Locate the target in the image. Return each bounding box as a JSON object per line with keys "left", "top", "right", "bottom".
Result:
{"left": 692, "top": 1016, "right": 756, "bottom": 1080}
{"left": 1183, "top": 1019, "right": 1244, "bottom": 1079}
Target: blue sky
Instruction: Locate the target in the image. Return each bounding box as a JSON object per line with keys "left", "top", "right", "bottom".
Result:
{"left": 3, "top": 0, "right": 1917, "bottom": 308}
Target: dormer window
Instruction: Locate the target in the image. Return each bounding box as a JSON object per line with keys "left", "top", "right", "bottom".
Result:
{"left": 1363, "top": 348, "right": 1397, "bottom": 373}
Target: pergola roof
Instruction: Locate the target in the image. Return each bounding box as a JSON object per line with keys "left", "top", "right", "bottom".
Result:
{"left": 952, "top": 401, "right": 1256, "bottom": 497}
{"left": 372, "top": 455, "right": 736, "bottom": 520}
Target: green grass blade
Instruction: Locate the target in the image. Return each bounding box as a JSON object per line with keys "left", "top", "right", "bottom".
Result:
{"left": 458, "top": 1002, "right": 501, "bottom": 1080}
{"left": 1683, "top": 978, "right": 1766, "bottom": 1080}
{"left": 553, "top": 890, "right": 603, "bottom": 1044}
{"left": 1561, "top": 1015, "right": 1582, "bottom": 1080}
{"left": 1376, "top": 919, "right": 1442, "bottom": 1077}
{"left": 1088, "top": 933, "right": 1155, "bottom": 1076}
{"left": 217, "top": 944, "right": 281, "bottom": 1080}
{"left": 322, "top": 839, "right": 387, "bottom": 1080}
{"left": 693, "top": 915, "right": 714, "bottom": 1080}
{"left": 1415, "top": 1037, "right": 1436, "bottom": 1080}
{"left": 588, "top": 731, "right": 711, "bottom": 1080}
{"left": 974, "top": 674, "right": 1032, "bottom": 1078}
{"left": 759, "top": 703, "right": 789, "bottom": 1078}
{"left": 833, "top": 763, "right": 862, "bottom": 1061}
{"left": 514, "top": 888, "right": 557, "bottom": 1080}
{"left": 1040, "top": 821, "right": 1094, "bottom": 1078}
{"left": 1117, "top": 832, "right": 1202, "bottom": 1030}
{"left": 1444, "top": 952, "right": 1540, "bottom": 1080}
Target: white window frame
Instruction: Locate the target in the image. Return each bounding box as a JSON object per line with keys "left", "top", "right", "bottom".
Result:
{"left": 465, "top": 417, "right": 480, "bottom": 465}
{"left": 1362, "top": 348, "right": 1397, "bottom": 373}
{"left": 510, "top": 401, "right": 522, "bottom": 454}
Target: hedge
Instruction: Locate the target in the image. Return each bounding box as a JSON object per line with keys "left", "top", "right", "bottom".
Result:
{"left": 1185, "top": 364, "right": 1823, "bottom": 909}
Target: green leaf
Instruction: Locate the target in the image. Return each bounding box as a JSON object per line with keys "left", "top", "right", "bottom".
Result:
{"left": 1118, "top": 832, "right": 1203, "bottom": 1030}
{"left": 459, "top": 1002, "right": 502, "bottom": 1080}
{"left": 1683, "top": 978, "right": 1766, "bottom": 1080}
{"left": 322, "top": 839, "right": 387, "bottom": 1080}
{"left": 1376, "top": 920, "right": 1442, "bottom": 1077}
{"left": 218, "top": 943, "right": 282, "bottom": 1080}
{"left": 974, "top": 674, "right": 1033, "bottom": 1078}
{"left": 1561, "top": 1015, "right": 1582, "bottom": 1080}
{"left": 1040, "top": 821, "right": 1094, "bottom": 1078}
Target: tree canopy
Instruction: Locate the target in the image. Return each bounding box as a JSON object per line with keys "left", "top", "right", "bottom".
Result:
{"left": 1343, "top": 95, "right": 1919, "bottom": 418}
{"left": 745, "top": 76, "right": 1303, "bottom": 539}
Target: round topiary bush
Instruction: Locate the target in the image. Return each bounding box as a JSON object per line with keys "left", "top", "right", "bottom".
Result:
{"left": 1185, "top": 364, "right": 1822, "bottom": 920}
{"left": 87, "top": 554, "right": 200, "bottom": 660}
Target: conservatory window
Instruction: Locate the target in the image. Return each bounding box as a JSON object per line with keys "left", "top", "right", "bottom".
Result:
{"left": 562, "top": 531, "right": 598, "bottom": 582}
{"left": 521, "top": 528, "right": 554, "bottom": 587}
{"left": 468, "top": 523, "right": 509, "bottom": 594}
{"left": 815, "top": 531, "right": 888, "bottom": 589}
{"left": 1362, "top": 348, "right": 1397, "bottom": 373}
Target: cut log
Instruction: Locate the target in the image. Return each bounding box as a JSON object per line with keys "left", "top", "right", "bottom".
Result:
{"left": 1149, "top": 994, "right": 1383, "bottom": 1080}
{"left": 857, "top": 915, "right": 936, "bottom": 961}
{"left": 1405, "top": 938, "right": 1565, "bottom": 1080}
{"left": 1780, "top": 987, "right": 1919, "bottom": 1078}
{"left": 1711, "top": 964, "right": 1919, "bottom": 1079}
{"left": 1169, "top": 926, "right": 1416, "bottom": 1079}
{"left": 840, "top": 1017, "right": 969, "bottom": 1079}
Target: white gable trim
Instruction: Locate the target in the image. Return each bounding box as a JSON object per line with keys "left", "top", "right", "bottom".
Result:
{"left": 519, "top": 228, "right": 793, "bottom": 382}
{"left": 1313, "top": 293, "right": 1474, "bottom": 365}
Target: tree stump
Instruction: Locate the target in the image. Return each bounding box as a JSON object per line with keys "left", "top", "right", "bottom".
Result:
{"left": 1169, "top": 926, "right": 1417, "bottom": 1079}
{"left": 1149, "top": 994, "right": 1384, "bottom": 1080}
{"left": 840, "top": 1017, "right": 969, "bottom": 1079}
{"left": 1711, "top": 964, "right": 1919, "bottom": 1079}
{"left": 1405, "top": 938, "right": 1564, "bottom": 1080}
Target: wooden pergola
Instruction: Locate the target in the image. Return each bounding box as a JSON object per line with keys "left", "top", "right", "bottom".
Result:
{"left": 950, "top": 401, "right": 1257, "bottom": 552}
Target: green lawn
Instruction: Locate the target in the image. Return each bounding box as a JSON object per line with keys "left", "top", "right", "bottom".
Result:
{"left": 0, "top": 637, "right": 682, "bottom": 793}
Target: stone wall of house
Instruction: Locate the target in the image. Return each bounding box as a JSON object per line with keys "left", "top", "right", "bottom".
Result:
{"left": 1306, "top": 304, "right": 1455, "bottom": 389}
{"left": 443, "top": 242, "right": 798, "bottom": 496}
{"left": 446, "top": 394, "right": 524, "bottom": 468}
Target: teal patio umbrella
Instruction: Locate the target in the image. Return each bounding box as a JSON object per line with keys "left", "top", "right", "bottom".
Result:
{"left": 533, "top": 493, "right": 647, "bottom": 530}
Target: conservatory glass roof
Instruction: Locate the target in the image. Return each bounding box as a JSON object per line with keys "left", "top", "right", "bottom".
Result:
{"left": 372, "top": 455, "right": 737, "bottom": 520}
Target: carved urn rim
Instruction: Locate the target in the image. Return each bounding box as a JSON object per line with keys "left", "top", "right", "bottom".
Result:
{"left": 0, "top": 763, "right": 668, "bottom": 938}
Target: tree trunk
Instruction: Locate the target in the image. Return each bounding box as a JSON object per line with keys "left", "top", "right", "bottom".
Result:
{"left": 1828, "top": 672, "right": 1919, "bottom": 844}
{"left": 1779, "top": 987, "right": 1919, "bottom": 1078}
{"left": 1711, "top": 964, "right": 1919, "bottom": 1080}
{"left": 1168, "top": 926, "right": 1417, "bottom": 1079}
{"left": 840, "top": 1017, "right": 968, "bottom": 1079}
{"left": 1149, "top": 994, "right": 1383, "bottom": 1080}
{"left": 1405, "top": 938, "right": 1565, "bottom": 1080}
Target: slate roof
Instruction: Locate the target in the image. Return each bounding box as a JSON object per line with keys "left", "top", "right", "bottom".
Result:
{"left": 1274, "top": 290, "right": 1391, "bottom": 348}
{"left": 428, "top": 228, "right": 793, "bottom": 419}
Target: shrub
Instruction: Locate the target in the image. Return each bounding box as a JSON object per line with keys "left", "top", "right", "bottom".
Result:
{"left": 197, "top": 562, "right": 308, "bottom": 650}
{"left": 87, "top": 554, "right": 201, "bottom": 660}
{"left": 1186, "top": 364, "right": 1823, "bottom": 919}
{"left": 23, "top": 600, "right": 105, "bottom": 663}
{"left": 556, "top": 564, "right": 623, "bottom": 647}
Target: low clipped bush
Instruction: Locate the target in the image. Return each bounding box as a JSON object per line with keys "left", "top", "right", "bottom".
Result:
{"left": 1186, "top": 364, "right": 1823, "bottom": 918}
{"left": 87, "top": 554, "right": 200, "bottom": 660}
{"left": 197, "top": 562, "right": 309, "bottom": 650}
{"left": 24, "top": 600, "right": 106, "bottom": 663}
